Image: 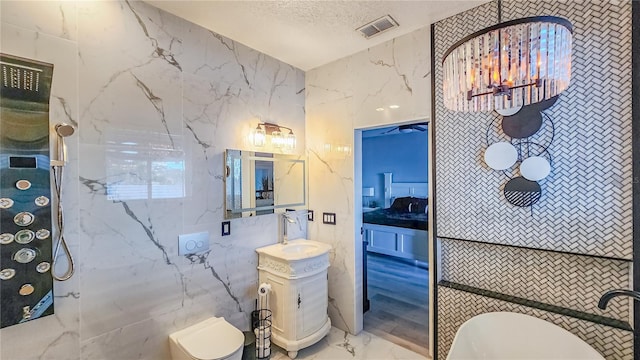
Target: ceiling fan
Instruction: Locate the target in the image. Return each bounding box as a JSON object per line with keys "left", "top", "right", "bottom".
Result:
{"left": 382, "top": 122, "right": 428, "bottom": 134}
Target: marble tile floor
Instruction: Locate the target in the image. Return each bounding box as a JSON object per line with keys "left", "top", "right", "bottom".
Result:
{"left": 364, "top": 253, "right": 429, "bottom": 357}
{"left": 269, "top": 326, "right": 428, "bottom": 360}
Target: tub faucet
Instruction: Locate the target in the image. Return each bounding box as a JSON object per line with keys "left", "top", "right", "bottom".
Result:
{"left": 281, "top": 212, "right": 296, "bottom": 245}
{"left": 598, "top": 289, "right": 640, "bottom": 309}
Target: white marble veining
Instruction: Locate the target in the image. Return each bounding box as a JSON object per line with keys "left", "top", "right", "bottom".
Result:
{"left": 352, "top": 29, "right": 431, "bottom": 127}
{"left": 1, "top": 1, "right": 304, "bottom": 359}
{"left": 0, "top": 0, "right": 431, "bottom": 357}
{"left": 0, "top": 0, "right": 78, "bottom": 41}
{"left": 271, "top": 327, "right": 427, "bottom": 360}
{"left": 306, "top": 27, "right": 432, "bottom": 336}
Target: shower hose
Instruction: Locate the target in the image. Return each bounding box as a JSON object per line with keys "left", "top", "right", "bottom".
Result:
{"left": 51, "top": 164, "right": 74, "bottom": 281}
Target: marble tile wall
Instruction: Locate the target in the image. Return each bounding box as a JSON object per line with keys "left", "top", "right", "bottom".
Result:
{"left": 0, "top": 1, "right": 305, "bottom": 359}
{"left": 306, "top": 27, "right": 432, "bottom": 335}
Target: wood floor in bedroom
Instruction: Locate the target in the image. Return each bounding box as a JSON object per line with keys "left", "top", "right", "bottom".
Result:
{"left": 364, "top": 252, "right": 429, "bottom": 357}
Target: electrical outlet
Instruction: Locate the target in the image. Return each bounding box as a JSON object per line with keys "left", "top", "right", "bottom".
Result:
{"left": 322, "top": 212, "right": 336, "bottom": 225}
{"left": 308, "top": 210, "right": 314, "bottom": 221}
{"left": 178, "top": 232, "right": 209, "bottom": 255}
{"left": 221, "top": 221, "right": 231, "bottom": 236}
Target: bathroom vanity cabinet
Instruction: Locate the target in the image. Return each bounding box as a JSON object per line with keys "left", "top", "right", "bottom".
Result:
{"left": 256, "top": 240, "right": 332, "bottom": 359}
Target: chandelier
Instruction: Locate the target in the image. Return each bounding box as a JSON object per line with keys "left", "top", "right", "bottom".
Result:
{"left": 442, "top": 16, "right": 573, "bottom": 112}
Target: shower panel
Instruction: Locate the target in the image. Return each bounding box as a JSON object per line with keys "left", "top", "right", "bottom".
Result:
{"left": 0, "top": 53, "right": 55, "bottom": 328}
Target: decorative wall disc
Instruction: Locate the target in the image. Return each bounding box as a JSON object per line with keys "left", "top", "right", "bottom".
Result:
{"left": 502, "top": 112, "right": 543, "bottom": 139}
{"left": 486, "top": 112, "right": 554, "bottom": 155}
{"left": 520, "top": 156, "right": 551, "bottom": 181}
{"left": 484, "top": 142, "right": 518, "bottom": 170}
{"left": 501, "top": 96, "right": 558, "bottom": 139}
{"left": 504, "top": 177, "right": 542, "bottom": 207}
{"left": 495, "top": 102, "right": 523, "bottom": 117}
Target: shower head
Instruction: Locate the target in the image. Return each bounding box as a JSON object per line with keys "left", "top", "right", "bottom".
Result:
{"left": 55, "top": 123, "right": 75, "bottom": 137}
{"left": 53, "top": 123, "right": 75, "bottom": 166}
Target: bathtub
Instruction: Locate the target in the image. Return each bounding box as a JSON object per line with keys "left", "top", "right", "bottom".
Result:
{"left": 447, "top": 312, "right": 604, "bottom": 359}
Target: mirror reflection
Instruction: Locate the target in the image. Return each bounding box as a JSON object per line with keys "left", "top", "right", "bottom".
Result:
{"left": 225, "top": 149, "right": 305, "bottom": 219}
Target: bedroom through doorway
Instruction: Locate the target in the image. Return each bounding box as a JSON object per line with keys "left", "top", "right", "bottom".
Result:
{"left": 356, "top": 121, "right": 430, "bottom": 357}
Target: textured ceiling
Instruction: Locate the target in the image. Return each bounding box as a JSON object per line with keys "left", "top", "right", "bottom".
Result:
{"left": 146, "top": 0, "right": 489, "bottom": 71}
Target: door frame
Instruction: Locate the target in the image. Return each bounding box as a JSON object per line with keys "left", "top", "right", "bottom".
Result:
{"left": 429, "top": 23, "right": 439, "bottom": 360}
{"left": 632, "top": 1, "right": 639, "bottom": 356}
{"left": 354, "top": 119, "right": 435, "bottom": 357}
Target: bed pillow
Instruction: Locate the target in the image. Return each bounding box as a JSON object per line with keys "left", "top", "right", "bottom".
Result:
{"left": 390, "top": 197, "right": 412, "bottom": 211}
{"left": 390, "top": 197, "right": 428, "bottom": 213}
{"left": 411, "top": 198, "right": 428, "bottom": 213}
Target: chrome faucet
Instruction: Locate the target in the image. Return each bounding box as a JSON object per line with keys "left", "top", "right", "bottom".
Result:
{"left": 281, "top": 212, "right": 296, "bottom": 245}
{"left": 598, "top": 289, "right": 640, "bottom": 309}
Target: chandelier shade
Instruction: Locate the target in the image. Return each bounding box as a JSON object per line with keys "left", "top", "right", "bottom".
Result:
{"left": 442, "top": 16, "right": 572, "bottom": 112}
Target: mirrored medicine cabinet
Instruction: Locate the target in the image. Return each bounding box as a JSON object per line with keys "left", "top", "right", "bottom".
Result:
{"left": 224, "top": 149, "right": 306, "bottom": 219}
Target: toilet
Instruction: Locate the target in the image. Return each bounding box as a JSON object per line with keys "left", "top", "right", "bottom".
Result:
{"left": 169, "top": 317, "right": 245, "bottom": 360}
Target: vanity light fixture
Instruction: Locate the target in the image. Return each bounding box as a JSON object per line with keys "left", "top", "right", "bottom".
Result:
{"left": 252, "top": 122, "right": 296, "bottom": 150}
{"left": 375, "top": 107, "right": 385, "bottom": 112}
{"left": 252, "top": 127, "right": 266, "bottom": 147}
{"left": 285, "top": 132, "right": 296, "bottom": 150}
{"left": 271, "top": 130, "right": 283, "bottom": 148}
{"left": 389, "top": 105, "right": 400, "bottom": 109}
{"left": 442, "top": 2, "right": 572, "bottom": 112}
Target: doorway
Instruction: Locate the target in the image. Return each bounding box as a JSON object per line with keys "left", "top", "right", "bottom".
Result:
{"left": 356, "top": 121, "right": 431, "bottom": 357}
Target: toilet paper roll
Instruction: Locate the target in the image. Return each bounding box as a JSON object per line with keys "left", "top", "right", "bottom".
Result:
{"left": 255, "top": 324, "right": 270, "bottom": 332}
{"left": 254, "top": 324, "right": 271, "bottom": 333}
{"left": 254, "top": 326, "right": 271, "bottom": 338}
{"left": 256, "top": 339, "right": 271, "bottom": 348}
{"left": 256, "top": 345, "right": 271, "bottom": 359}
{"left": 258, "top": 283, "right": 271, "bottom": 297}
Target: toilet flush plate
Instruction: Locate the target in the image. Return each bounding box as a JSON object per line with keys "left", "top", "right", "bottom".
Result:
{"left": 178, "top": 232, "right": 210, "bottom": 256}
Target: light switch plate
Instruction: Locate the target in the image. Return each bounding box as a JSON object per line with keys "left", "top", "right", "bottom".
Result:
{"left": 322, "top": 212, "right": 336, "bottom": 225}
{"left": 178, "top": 231, "right": 209, "bottom": 255}
{"left": 221, "top": 221, "right": 231, "bottom": 236}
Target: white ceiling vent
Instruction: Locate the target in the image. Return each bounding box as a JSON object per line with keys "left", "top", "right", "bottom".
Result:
{"left": 356, "top": 15, "right": 399, "bottom": 39}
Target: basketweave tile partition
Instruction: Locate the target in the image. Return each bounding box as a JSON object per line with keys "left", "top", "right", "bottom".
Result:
{"left": 440, "top": 239, "right": 631, "bottom": 321}
{"left": 433, "top": 0, "right": 633, "bottom": 259}
{"left": 437, "top": 286, "right": 633, "bottom": 360}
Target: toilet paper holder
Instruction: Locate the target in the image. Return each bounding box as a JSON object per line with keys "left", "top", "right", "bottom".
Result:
{"left": 253, "top": 308, "right": 271, "bottom": 359}
{"left": 251, "top": 283, "right": 272, "bottom": 359}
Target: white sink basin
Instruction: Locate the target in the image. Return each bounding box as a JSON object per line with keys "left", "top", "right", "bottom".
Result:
{"left": 281, "top": 243, "right": 317, "bottom": 254}
{"left": 256, "top": 239, "right": 331, "bottom": 261}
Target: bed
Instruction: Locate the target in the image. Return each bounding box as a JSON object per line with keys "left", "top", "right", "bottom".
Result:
{"left": 363, "top": 174, "right": 429, "bottom": 263}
